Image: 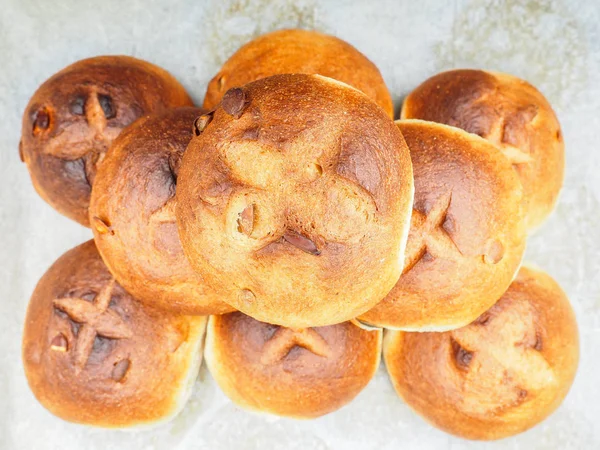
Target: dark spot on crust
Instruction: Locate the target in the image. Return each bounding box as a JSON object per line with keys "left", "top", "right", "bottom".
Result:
{"left": 556, "top": 129, "right": 562, "bottom": 141}
{"left": 534, "top": 333, "right": 543, "bottom": 351}
{"left": 237, "top": 204, "right": 255, "bottom": 236}
{"left": 518, "top": 389, "right": 528, "bottom": 400}
{"left": 222, "top": 88, "right": 249, "bottom": 118}
{"left": 283, "top": 231, "right": 321, "bottom": 255}
{"left": 111, "top": 358, "right": 130, "bottom": 382}
{"left": 242, "top": 126, "right": 260, "bottom": 140}
{"left": 501, "top": 104, "right": 539, "bottom": 147}
{"left": 337, "top": 137, "right": 381, "bottom": 198}
{"left": 451, "top": 338, "right": 473, "bottom": 370}
{"left": 442, "top": 215, "right": 455, "bottom": 234}
{"left": 98, "top": 94, "right": 116, "bottom": 119}
{"left": 421, "top": 251, "right": 435, "bottom": 263}
{"left": 32, "top": 108, "right": 50, "bottom": 134}
{"left": 70, "top": 95, "right": 86, "bottom": 116}
{"left": 18, "top": 140, "right": 25, "bottom": 163}
{"left": 474, "top": 312, "right": 491, "bottom": 326}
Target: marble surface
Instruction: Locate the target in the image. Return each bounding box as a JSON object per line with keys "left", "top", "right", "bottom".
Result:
{"left": 1, "top": 0, "right": 599, "bottom": 448}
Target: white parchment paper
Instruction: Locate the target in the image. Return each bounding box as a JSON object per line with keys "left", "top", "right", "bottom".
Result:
{"left": 1, "top": 0, "right": 599, "bottom": 448}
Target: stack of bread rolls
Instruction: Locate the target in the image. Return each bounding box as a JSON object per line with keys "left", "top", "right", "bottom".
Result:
{"left": 20, "top": 29, "right": 578, "bottom": 440}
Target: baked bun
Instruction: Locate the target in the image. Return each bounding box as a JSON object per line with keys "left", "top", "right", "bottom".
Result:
{"left": 401, "top": 69, "right": 564, "bottom": 230}
{"left": 20, "top": 55, "right": 193, "bottom": 226}
{"left": 203, "top": 29, "right": 393, "bottom": 118}
{"left": 22, "top": 240, "right": 207, "bottom": 428}
{"left": 383, "top": 265, "right": 579, "bottom": 440}
{"left": 359, "top": 120, "right": 526, "bottom": 331}
{"left": 177, "top": 74, "right": 414, "bottom": 328}
{"left": 205, "top": 312, "right": 381, "bottom": 418}
{"left": 89, "top": 107, "right": 233, "bottom": 315}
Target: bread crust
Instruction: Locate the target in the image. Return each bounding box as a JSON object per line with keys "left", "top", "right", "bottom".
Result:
{"left": 90, "top": 107, "right": 233, "bottom": 315}
{"left": 360, "top": 120, "right": 526, "bottom": 330}
{"left": 383, "top": 265, "right": 579, "bottom": 440}
{"left": 177, "top": 74, "right": 414, "bottom": 328}
{"left": 205, "top": 312, "right": 381, "bottom": 418}
{"left": 203, "top": 29, "right": 393, "bottom": 118}
{"left": 20, "top": 55, "right": 193, "bottom": 226}
{"left": 401, "top": 69, "right": 564, "bottom": 230}
{"left": 22, "top": 240, "right": 207, "bottom": 428}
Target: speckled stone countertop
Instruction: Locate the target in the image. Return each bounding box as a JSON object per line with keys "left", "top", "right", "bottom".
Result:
{"left": 1, "top": 0, "right": 599, "bottom": 448}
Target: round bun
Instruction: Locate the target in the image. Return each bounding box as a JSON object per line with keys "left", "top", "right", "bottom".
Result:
{"left": 205, "top": 312, "right": 381, "bottom": 418}
{"left": 20, "top": 55, "right": 193, "bottom": 226}
{"left": 22, "top": 240, "right": 207, "bottom": 428}
{"left": 89, "top": 107, "right": 233, "bottom": 315}
{"left": 383, "top": 265, "right": 579, "bottom": 440}
{"left": 177, "top": 74, "right": 414, "bottom": 328}
{"left": 203, "top": 29, "right": 393, "bottom": 118}
{"left": 360, "top": 120, "right": 526, "bottom": 331}
{"left": 401, "top": 69, "right": 564, "bottom": 230}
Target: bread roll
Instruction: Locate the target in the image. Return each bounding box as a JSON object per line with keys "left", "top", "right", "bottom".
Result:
{"left": 383, "top": 266, "right": 579, "bottom": 440}
{"left": 203, "top": 29, "right": 393, "bottom": 118}
{"left": 177, "top": 74, "right": 414, "bottom": 328}
{"left": 19, "top": 55, "right": 193, "bottom": 226}
{"left": 359, "top": 120, "right": 526, "bottom": 331}
{"left": 205, "top": 312, "right": 381, "bottom": 418}
{"left": 401, "top": 69, "right": 564, "bottom": 230}
{"left": 22, "top": 240, "right": 207, "bottom": 428}
{"left": 89, "top": 107, "right": 233, "bottom": 315}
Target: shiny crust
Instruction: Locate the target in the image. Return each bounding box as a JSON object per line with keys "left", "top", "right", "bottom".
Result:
{"left": 360, "top": 120, "right": 526, "bottom": 330}
{"left": 177, "top": 74, "right": 414, "bottom": 328}
{"left": 89, "top": 107, "right": 233, "bottom": 315}
{"left": 20, "top": 55, "right": 194, "bottom": 226}
{"left": 383, "top": 266, "right": 579, "bottom": 440}
{"left": 203, "top": 29, "right": 393, "bottom": 118}
{"left": 401, "top": 69, "right": 564, "bottom": 230}
{"left": 205, "top": 312, "right": 381, "bottom": 418}
{"left": 22, "top": 240, "right": 207, "bottom": 428}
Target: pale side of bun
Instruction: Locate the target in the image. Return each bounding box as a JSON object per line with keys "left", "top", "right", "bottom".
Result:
{"left": 90, "top": 107, "right": 234, "bottom": 315}
{"left": 203, "top": 28, "right": 394, "bottom": 118}
{"left": 360, "top": 120, "right": 526, "bottom": 331}
{"left": 383, "top": 265, "right": 579, "bottom": 440}
{"left": 20, "top": 55, "right": 193, "bottom": 226}
{"left": 22, "top": 240, "right": 207, "bottom": 428}
{"left": 177, "top": 74, "right": 414, "bottom": 328}
{"left": 205, "top": 312, "right": 381, "bottom": 419}
{"left": 401, "top": 69, "right": 564, "bottom": 231}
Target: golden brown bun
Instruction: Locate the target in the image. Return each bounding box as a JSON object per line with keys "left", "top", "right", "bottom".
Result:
{"left": 177, "top": 74, "right": 414, "bottom": 328}
{"left": 205, "top": 312, "right": 381, "bottom": 418}
{"left": 22, "top": 240, "right": 207, "bottom": 428}
{"left": 360, "top": 120, "right": 526, "bottom": 331}
{"left": 383, "top": 265, "right": 579, "bottom": 440}
{"left": 20, "top": 55, "right": 194, "bottom": 226}
{"left": 203, "top": 29, "right": 393, "bottom": 118}
{"left": 89, "top": 107, "right": 233, "bottom": 315}
{"left": 401, "top": 69, "right": 564, "bottom": 230}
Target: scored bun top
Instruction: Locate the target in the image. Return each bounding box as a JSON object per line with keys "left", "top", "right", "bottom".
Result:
{"left": 401, "top": 69, "right": 564, "bottom": 230}
{"left": 20, "top": 55, "right": 193, "bottom": 226}
{"left": 205, "top": 312, "right": 381, "bottom": 419}
{"left": 383, "top": 265, "right": 579, "bottom": 440}
{"left": 22, "top": 240, "right": 207, "bottom": 428}
{"left": 90, "top": 107, "right": 233, "bottom": 315}
{"left": 360, "top": 120, "right": 526, "bottom": 331}
{"left": 177, "top": 74, "right": 414, "bottom": 328}
{"left": 203, "top": 29, "right": 394, "bottom": 118}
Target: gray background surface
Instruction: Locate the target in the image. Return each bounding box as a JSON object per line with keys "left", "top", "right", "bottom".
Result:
{"left": 1, "top": 0, "right": 599, "bottom": 448}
